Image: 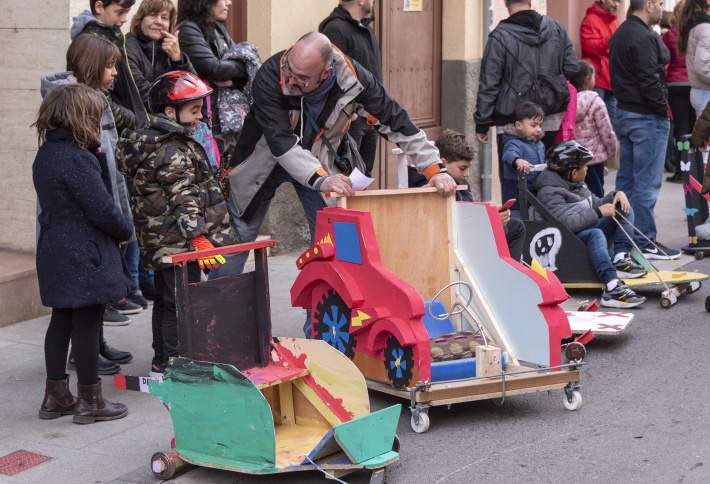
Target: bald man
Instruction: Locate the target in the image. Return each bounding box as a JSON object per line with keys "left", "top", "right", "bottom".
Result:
{"left": 221, "top": 32, "right": 456, "bottom": 277}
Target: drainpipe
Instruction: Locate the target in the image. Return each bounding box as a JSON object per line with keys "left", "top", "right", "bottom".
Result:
{"left": 480, "top": 0, "right": 494, "bottom": 202}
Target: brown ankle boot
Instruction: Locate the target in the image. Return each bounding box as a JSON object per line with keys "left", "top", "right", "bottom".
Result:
{"left": 39, "top": 374, "right": 77, "bottom": 419}
{"left": 73, "top": 378, "right": 128, "bottom": 424}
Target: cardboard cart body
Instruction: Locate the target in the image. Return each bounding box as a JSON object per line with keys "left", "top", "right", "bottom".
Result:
{"left": 677, "top": 134, "right": 710, "bottom": 259}
{"left": 115, "top": 241, "right": 401, "bottom": 482}
{"left": 517, "top": 171, "right": 707, "bottom": 309}
{"left": 290, "top": 188, "right": 585, "bottom": 433}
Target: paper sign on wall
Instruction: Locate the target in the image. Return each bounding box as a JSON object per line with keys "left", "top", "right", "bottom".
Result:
{"left": 404, "top": 0, "right": 422, "bottom": 12}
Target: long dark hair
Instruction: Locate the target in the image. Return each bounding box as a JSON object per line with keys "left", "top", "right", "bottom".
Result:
{"left": 177, "top": 0, "right": 219, "bottom": 44}
{"left": 678, "top": 0, "right": 709, "bottom": 55}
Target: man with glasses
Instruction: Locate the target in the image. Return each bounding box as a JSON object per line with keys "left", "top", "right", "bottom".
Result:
{"left": 221, "top": 32, "right": 456, "bottom": 307}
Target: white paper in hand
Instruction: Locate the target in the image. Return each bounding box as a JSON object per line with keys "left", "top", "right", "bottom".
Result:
{"left": 349, "top": 168, "right": 375, "bottom": 191}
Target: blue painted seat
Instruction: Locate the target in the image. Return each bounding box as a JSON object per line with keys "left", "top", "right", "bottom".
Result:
{"left": 422, "top": 300, "right": 456, "bottom": 339}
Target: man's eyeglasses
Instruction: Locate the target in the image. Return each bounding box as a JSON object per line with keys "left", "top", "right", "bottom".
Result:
{"left": 282, "top": 54, "right": 323, "bottom": 88}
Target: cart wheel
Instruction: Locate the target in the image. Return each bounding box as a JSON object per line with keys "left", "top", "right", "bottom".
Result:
{"left": 686, "top": 281, "right": 702, "bottom": 294}
{"left": 313, "top": 288, "right": 355, "bottom": 359}
{"left": 565, "top": 342, "right": 586, "bottom": 362}
{"left": 705, "top": 296, "right": 710, "bottom": 312}
{"left": 660, "top": 297, "right": 672, "bottom": 309}
{"left": 563, "top": 390, "right": 582, "bottom": 411}
{"left": 695, "top": 251, "right": 705, "bottom": 261}
{"left": 410, "top": 412, "right": 430, "bottom": 433}
{"left": 384, "top": 334, "right": 414, "bottom": 389}
{"left": 151, "top": 451, "right": 176, "bottom": 480}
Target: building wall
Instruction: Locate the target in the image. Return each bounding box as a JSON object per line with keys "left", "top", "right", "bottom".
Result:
{"left": 0, "top": 0, "right": 74, "bottom": 253}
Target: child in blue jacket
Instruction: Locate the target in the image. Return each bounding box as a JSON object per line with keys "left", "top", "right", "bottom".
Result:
{"left": 501, "top": 102, "right": 546, "bottom": 217}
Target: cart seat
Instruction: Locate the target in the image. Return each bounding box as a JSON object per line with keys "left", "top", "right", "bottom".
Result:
{"left": 422, "top": 301, "right": 456, "bottom": 339}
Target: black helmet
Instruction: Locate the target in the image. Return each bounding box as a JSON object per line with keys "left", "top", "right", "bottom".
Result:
{"left": 546, "top": 141, "right": 593, "bottom": 172}
{"left": 147, "top": 71, "right": 212, "bottom": 116}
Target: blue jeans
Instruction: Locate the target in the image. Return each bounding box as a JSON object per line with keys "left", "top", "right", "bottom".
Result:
{"left": 576, "top": 210, "right": 635, "bottom": 285}
{"left": 124, "top": 240, "right": 154, "bottom": 286}
{"left": 593, "top": 87, "right": 617, "bottom": 124}
{"left": 613, "top": 109, "right": 670, "bottom": 250}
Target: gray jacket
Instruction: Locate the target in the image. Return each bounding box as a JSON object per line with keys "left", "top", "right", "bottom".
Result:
{"left": 40, "top": 72, "right": 135, "bottom": 242}
{"left": 533, "top": 167, "right": 615, "bottom": 234}
{"left": 474, "top": 12, "right": 578, "bottom": 134}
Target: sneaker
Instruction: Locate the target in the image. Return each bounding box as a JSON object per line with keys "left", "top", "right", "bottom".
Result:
{"left": 613, "top": 256, "right": 647, "bottom": 279}
{"left": 109, "top": 298, "right": 142, "bottom": 315}
{"left": 642, "top": 242, "right": 681, "bottom": 260}
{"left": 149, "top": 363, "right": 167, "bottom": 378}
{"left": 601, "top": 283, "right": 646, "bottom": 308}
{"left": 103, "top": 306, "right": 130, "bottom": 326}
{"left": 128, "top": 290, "right": 148, "bottom": 310}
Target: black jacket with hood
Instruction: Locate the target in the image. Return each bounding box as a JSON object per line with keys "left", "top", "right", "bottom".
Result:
{"left": 125, "top": 30, "right": 195, "bottom": 108}
{"left": 71, "top": 10, "right": 148, "bottom": 128}
{"left": 609, "top": 14, "right": 668, "bottom": 118}
{"left": 319, "top": 6, "right": 383, "bottom": 83}
{"left": 474, "top": 10, "right": 578, "bottom": 133}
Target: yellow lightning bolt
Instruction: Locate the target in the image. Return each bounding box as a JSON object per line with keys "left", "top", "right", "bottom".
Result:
{"left": 351, "top": 310, "right": 371, "bottom": 327}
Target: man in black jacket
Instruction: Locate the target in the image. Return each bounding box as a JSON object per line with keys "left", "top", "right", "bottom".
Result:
{"left": 609, "top": 0, "right": 679, "bottom": 260}
{"left": 319, "top": 0, "right": 382, "bottom": 177}
{"left": 473, "top": 0, "right": 578, "bottom": 191}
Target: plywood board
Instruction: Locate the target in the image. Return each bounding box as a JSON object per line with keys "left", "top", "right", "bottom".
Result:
{"left": 563, "top": 271, "right": 709, "bottom": 289}
{"left": 274, "top": 425, "right": 330, "bottom": 468}
{"left": 566, "top": 311, "right": 634, "bottom": 335}
{"left": 334, "top": 189, "right": 454, "bottom": 302}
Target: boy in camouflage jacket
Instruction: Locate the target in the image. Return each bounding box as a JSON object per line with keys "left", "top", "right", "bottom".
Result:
{"left": 116, "top": 71, "right": 236, "bottom": 376}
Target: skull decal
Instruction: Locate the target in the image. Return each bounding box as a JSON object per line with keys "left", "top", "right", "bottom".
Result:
{"left": 529, "top": 227, "right": 562, "bottom": 271}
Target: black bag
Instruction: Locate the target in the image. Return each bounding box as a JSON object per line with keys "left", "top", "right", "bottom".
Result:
{"left": 527, "top": 73, "right": 570, "bottom": 115}
{"left": 492, "top": 31, "right": 570, "bottom": 115}
{"left": 303, "top": 107, "right": 366, "bottom": 176}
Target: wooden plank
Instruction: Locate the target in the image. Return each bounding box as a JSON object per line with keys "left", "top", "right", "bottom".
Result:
{"left": 292, "top": 378, "right": 342, "bottom": 427}
{"left": 162, "top": 240, "right": 275, "bottom": 263}
{"left": 475, "top": 345, "right": 502, "bottom": 377}
{"left": 334, "top": 190, "right": 452, "bottom": 301}
{"left": 415, "top": 369, "right": 580, "bottom": 403}
{"left": 254, "top": 247, "right": 272, "bottom": 366}
{"left": 274, "top": 424, "right": 330, "bottom": 468}
{"left": 278, "top": 381, "right": 295, "bottom": 426}
{"left": 426, "top": 382, "right": 571, "bottom": 407}
{"left": 292, "top": 384, "right": 331, "bottom": 429}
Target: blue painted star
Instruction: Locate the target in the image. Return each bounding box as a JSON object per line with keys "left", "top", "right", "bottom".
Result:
{"left": 389, "top": 348, "right": 407, "bottom": 378}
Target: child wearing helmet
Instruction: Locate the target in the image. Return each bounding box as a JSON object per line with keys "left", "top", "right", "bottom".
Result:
{"left": 116, "top": 71, "right": 238, "bottom": 377}
{"left": 533, "top": 140, "right": 647, "bottom": 308}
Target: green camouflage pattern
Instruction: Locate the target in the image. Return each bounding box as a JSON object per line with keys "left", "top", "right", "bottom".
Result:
{"left": 116, "top": 114, "right": 237, "bottom": 270}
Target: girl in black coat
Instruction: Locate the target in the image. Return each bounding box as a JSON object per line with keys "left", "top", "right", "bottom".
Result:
{"left": 34, "top": 84, "right": 133, "bottom": 424}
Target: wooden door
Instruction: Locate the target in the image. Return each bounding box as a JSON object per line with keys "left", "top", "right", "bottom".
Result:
{"left": 374, "top": 0, "right": 442, "bottom": 188}
{"left": 225, "top": 0, "right": 247, "bottom": 43}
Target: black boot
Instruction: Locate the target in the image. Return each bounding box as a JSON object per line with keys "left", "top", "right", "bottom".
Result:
{"left": 67, "top": 348, "right": 121, "bottom": 375}
{"left": 99, "top": 325, "right": 133, "bottom": 364}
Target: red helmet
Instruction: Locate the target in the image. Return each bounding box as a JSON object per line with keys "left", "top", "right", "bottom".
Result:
{"left": 148, "top": 71, "right": 212, "bottom": 115}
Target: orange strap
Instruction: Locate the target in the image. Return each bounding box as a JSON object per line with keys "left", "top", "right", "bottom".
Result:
{"left": 366, "top": 115, "right": 378, "bottom": 126}
{"left": 423, "top": 163, "right": 442, "bottom": 180}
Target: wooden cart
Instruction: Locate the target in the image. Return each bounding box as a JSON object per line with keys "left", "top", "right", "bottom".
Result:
{"left": 291, "top": 188, "right": 585, "bottom": 433}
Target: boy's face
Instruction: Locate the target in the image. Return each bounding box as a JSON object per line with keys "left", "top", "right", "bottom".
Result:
{"left": 571, "top": 164, "right": 588, "bottom": 183}
{"left": 515, "top": 117, "right": 543, "bottom": 140}
{"left": 443, "top": 158, "right": 472, "bottom": 184}
{"left": 95, "top": 1, "right": 131, "bottom": 27}
{"left": 175, "top": 98, "right": 204, "bottom": 131}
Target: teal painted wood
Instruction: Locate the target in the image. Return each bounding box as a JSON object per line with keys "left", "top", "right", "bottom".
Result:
{"left": 148, "top": 359, "right": 276, "bottom": 471}
{"left": 333, "top": 404, "right": 401, "bottom": 463}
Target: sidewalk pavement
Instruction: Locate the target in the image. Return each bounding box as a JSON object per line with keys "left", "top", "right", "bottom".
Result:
{"left": 0, "top": 170, "right": 701, "bottom": 483}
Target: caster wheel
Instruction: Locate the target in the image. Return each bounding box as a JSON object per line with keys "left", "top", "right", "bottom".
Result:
{"left": 411, "top": 412, "right": 430, "bottom": 433}
{"left": 563, "top": 390, "right": 582, "bottom": 411}
{"left": 705, "top": 296, "right": 710, "bottom": 313}
{"left": 151, "top": 451, "right": 176, "bottom": 480}
{"left": 695, "top": 251, "right": 705, "bottom": 261}
{"left": 660, "top": 297, "right": 672, "bottom": 309}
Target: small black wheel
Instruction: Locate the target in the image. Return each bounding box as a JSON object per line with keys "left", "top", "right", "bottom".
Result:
{"left": 384, "top": 334, "right": 414, "bottom": 389}
{"left": 314, "top": 288, "right": 355, "bottom": 359}
{"left": 695, "top": 251, "right": 706, "bottom": 261}
{"left": 705, "top": 295, "right": 710, "bottom": 312}
{"left": 660, "top": 297, "right": 672, "bottom": 309}
{"left": 151, "top": 451, "right": 176, "bottom": 480}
